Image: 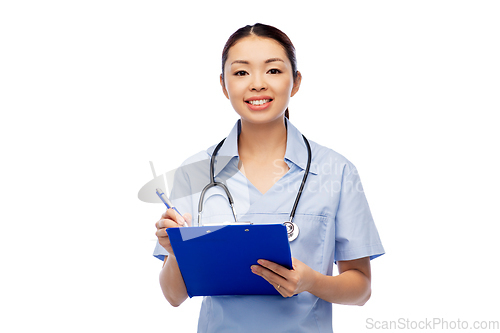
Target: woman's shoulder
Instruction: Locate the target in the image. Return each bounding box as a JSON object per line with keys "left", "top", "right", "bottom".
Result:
{"left": 308, "top": 138, "right": 357, "bottom": 175}
{"left": 178, "top": 149, "right": 211, "bottom": 167}
{"left": 176, "top": 140, "right": 227, "bottom": 169}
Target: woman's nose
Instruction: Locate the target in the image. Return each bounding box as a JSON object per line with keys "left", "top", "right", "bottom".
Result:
{"left": 250, "top": 74, "right": 267, "bottom": 91}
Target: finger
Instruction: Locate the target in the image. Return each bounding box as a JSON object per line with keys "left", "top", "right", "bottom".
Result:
{"left": 275, "top": 284, "right": 290, "bottom": 297}
{"left": 155, "top": 227, "right": 169, "bottom": 238}
{"left": 257, "top": 259, "right": 291, "bottom": 279}
{"left": 256, "top": 272, "right": 290, "bottom": 298}
{"left": 156, "top": 218, "right": 179, "bottom": 230}
{"left": 161, "top": 208, "right": 184, "bottom": 226}
{"left": 291, "top": 257, "right": 303, "bottom": 270}
{"left": 253, "top": 263, "right": 296, "bottom": 297}
{"left": 183, "top": 213, "right": 192, "bottom": 227}
{"left": 251, "top": 264, "right": 288, "bottom": 290}
{"left": 171, "top": 208, "right": 187, "bottom": 225}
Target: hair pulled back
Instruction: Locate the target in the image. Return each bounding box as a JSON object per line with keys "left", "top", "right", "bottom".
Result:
{"left": 221, "top": 23, "right": 298, "bottom": 119}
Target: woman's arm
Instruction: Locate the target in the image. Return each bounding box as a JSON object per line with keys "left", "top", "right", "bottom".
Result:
{"left": 310, "top": 257, "right": 371, "bottom": 305}
{"left": 159, "top": 255, "right": 188, "bottom": 307}
{"left": 251, "top": 256, "right": 371, "bottom": 305}
{"left": 155, "top": 209, "right": 191, "bottom": 307}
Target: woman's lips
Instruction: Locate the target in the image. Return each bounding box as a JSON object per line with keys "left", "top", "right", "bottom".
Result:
{"left": 245, "top": 98, "right": 273, "bottom": 111}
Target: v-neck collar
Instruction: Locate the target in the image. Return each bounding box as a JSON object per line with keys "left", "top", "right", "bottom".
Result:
{"left": 206, "top": 117, "right": 319, "bottom": 179}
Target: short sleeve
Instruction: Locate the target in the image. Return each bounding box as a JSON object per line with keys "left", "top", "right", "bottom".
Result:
{"left": 334, "top": 164, "right": 384, "bottom": 262}
{"left": 152, "top": 164, "right": 194, "bottom": 262}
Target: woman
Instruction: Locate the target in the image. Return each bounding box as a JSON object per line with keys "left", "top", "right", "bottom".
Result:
{"left": 154, "top": 23, "right": 384, "bottom": 332}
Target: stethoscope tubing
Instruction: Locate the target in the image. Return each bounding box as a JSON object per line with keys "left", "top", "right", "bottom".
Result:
{"left": 198, "top": 138, "right": 239, "bottom": 226}
{"left": 288, "top": 134, "right": 311, "bottom": 224}
{"left": 197, "top": 134, "right": 311, "bottom": 241}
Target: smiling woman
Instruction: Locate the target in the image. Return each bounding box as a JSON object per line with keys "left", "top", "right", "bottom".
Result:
{"left": 153, "top": 23, "right": 385, "bottom": 333}
{"left": 220, "top": 36, "right": 300, "bottom": 126}
{"left": 221, "top": 24, "right": 299, "bottom": 121}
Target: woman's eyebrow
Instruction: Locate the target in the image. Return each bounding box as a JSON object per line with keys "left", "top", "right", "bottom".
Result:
{"left": 231, "top": 60, "right": 249, "bottom": 65}
{"left": 230, "top": 58, "right": 285, "bottom": 66}
{"left": 265, "top": 58, "right": 284, "bottom": 64}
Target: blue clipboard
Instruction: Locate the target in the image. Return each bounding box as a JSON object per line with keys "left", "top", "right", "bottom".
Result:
{"left": 167, "top": 224, "right": 293, "bottom": 297}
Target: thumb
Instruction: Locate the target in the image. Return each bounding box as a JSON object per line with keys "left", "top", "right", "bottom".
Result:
{"left": 172, "top": 209, "right": 186, "bottom": 225}
{"left": 291, "top": 257, "right": 302, "bottom": 270}
{"left": 183, "top": 213, "right": 192, "bottom": 227}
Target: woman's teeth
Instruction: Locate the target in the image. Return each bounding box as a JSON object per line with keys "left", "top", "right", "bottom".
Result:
{"left": 247, "top": 99, "right": 271, "bottom": 105}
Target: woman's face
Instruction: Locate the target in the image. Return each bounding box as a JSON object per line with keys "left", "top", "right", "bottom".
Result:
{"left": 221, "top": 36, "right": 301, "bottom": 125}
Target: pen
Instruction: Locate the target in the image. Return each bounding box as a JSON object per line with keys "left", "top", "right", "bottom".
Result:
{"left": 156, "top": 188, "right": 187, "bottom": 227}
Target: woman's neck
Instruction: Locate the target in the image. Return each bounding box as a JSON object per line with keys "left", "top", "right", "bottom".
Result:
{"left": 238, "top": 117, "right": 287, "bottom": 160}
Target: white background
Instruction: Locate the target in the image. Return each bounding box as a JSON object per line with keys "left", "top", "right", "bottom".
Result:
{"left": 1, "top": 1, "right": 499, "bottom": 332}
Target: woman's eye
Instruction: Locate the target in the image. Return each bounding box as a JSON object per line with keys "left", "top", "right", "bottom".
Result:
{"left": 268, "top": 68, "right": 282, "bottom": 74}
{"left": 234, "top": 71, "right": 248, "bottom": 76}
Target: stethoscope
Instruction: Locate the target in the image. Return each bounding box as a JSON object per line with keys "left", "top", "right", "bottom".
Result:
{"left": 197, "top": 134, "right": 311, "bottom": 242}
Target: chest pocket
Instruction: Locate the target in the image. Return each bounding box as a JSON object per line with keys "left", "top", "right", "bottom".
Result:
{"left": 289, "top": 214, "right": 329, "bottom": 272}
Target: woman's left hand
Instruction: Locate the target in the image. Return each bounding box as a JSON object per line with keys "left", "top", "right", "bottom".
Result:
{"left": 251, "top": 258, "right": 317, "bottom": 298}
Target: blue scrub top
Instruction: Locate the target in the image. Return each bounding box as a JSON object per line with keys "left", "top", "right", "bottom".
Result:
{"left": 154, "top": 118, "right": 384, "bottom": 333}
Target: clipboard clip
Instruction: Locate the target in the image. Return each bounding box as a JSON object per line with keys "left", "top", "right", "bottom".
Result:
{"left": 202, "top": 221, "right": 253, "bottom": 226}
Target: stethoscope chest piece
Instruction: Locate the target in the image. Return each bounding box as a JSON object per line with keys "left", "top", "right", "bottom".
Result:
{"left": 283, "top": 221, "right": 299, "bottom": 242}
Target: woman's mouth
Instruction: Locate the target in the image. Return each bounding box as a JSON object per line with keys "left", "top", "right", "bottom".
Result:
{"left": 245, "top": 98, "right": 273, "bottom": 110}
{"left": 247, "top": 99, "right": 272, "bottom": 105}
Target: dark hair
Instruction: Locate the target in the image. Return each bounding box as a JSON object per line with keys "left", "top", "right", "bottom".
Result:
{"left": 221, "top": 23, "right": 298, "bottom": 119}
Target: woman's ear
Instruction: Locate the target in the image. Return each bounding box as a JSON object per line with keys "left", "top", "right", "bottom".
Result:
{"left": 220, "top": 74, "right": 229, "bottom": 99}
{"left": 290, "top": 71, "right": 302, "bottom": 97}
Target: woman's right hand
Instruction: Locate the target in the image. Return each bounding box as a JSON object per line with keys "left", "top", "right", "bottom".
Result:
{"left": 155, "top": 209, "right": 192, "bottom": 255}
